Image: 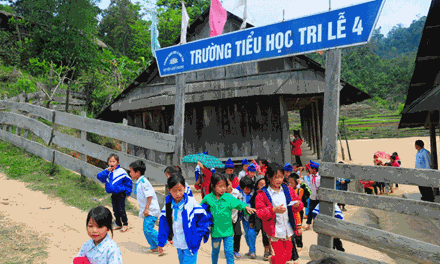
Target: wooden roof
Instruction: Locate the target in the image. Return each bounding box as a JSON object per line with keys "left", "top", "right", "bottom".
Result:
{"left": 399, "top": 0, "right": 440, "bottom": 128}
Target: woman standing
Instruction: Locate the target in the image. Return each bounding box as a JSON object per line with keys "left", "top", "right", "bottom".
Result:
{"left": 291, "top": 131, "right": 303, "bottom": 166}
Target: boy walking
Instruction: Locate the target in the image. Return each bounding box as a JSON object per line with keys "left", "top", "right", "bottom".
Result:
{"left": 129, "top": 160, "right": 161, "bottom": 252}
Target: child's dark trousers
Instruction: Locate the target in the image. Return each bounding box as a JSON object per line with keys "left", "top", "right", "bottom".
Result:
{"left": 111, "top": 192, "right": 128, "bottom": 226}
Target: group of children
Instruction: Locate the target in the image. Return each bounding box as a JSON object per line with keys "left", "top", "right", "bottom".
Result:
{"left": 361, "top": 152, "right": 402, "bottom": 195}
{"left": 73, "top": 154, "right": 342, "bottom": 264}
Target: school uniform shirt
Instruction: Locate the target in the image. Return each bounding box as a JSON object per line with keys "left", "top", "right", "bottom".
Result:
{"left": 231, "top": 188, "right": 243, "bottom": 223}
{"left": 76, "top": 234, "right": 122, "bottom": 264}
{"left": 239, "top": 190, "right": 253, "bottom": 221}
{"left": 268, "top": 186, "right": 294, "bottom": 239}
{"left": 135, "top": 176, "right": 160, "bottom": 219}
{"left": 309, "top": 173, "right": 321, "bottom": 200}
{"left": 201, "top": 192, "right": 248, "bottom": 238}
{"left": 238, "top": 170, "right": 246, "bottom": 181}
{"left": 97, "top": 165, "right": 132, "bottom": 196}
{"left": 172, "top": 200, "right": 187, "bottom": 249}
{"left": 185, "top": 182, "right": 194, "bottom": 197}
{"left": 312, "top": 204, "right": 344, "bottom": 220}
{"left": 158, "top": 194, "right": 211, "bottom": 254}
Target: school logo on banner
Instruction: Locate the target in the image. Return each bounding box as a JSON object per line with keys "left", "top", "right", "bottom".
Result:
{"left": 163, "top": 51, "right": 185, "bottom": 73}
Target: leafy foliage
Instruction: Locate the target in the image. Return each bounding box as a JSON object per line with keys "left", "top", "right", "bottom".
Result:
{"left": 155, "top": 0, "right": 210, "bottom": 47}
{"left": 307, "top": 16, "right": 425, "bottom": 108}
{"left": 12, "top": 0, "right": 101, "bottom": 72}
{"left": 98, "top": 0, "right": 144, "bottom": 60}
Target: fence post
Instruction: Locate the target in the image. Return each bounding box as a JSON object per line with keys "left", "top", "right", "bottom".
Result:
{"left": 80, "top": 111, "right": 88, "bottom": 182}
{"left": 15, "top": 93, "right": 24, "bottom": 136}
{"left": 319, "top": 48, "right": 341, "bottom": 249}
{"left": 2, "top": 95, "right": 7, "bottom": 131}
{"left": 121, "top": 118, "right": 128, "bottom": 154}
{"left": 65, "top": 81, "right": 71, "bottom": 112}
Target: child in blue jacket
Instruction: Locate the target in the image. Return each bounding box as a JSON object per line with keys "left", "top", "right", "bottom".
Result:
{"left": 157, "top": 174, "right": 212, "bottom": 263}
{"left": 97, "top": 154, "right": 132, "bottom": 232}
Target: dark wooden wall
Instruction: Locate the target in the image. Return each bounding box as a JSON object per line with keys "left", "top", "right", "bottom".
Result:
{"left": 182, "top": 96, "right": 285, "bottom": 164}
{"left": 126, "top": 95, "right": 294, "bottom": 167}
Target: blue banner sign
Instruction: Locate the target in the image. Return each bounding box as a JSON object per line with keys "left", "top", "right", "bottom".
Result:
{"left": 155, "top": 0, "right": 385, "bottom": 77}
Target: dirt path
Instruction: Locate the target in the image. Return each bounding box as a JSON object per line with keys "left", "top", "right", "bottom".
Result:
{"left": 0, "top": 172, "right": 397, "bottom": 264}
{"left": 3, "top": 135, "right": 434, "bottom": 263}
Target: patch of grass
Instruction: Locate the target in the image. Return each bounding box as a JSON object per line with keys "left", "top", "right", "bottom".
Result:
{"left": 0, "top": 140, "right": 137, "bottom": 215}
{"left": 0, "top": 213, "right": 48, "bottom": 263}
{"left": 347, "top": 126, "right": 374, "bottom": 132}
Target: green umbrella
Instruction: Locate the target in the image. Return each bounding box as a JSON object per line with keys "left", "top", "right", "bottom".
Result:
{"left": 182, "top": 153, "right": 224, "bottom": 169}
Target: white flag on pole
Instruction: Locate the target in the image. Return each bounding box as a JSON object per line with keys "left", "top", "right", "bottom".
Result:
{"left": 233, "top": 0, "right": 245, "bottom": 10}
{"left": 233, "top": 0, "right": 248, "bottom": 29}
{"left": 181, "top": 2, "right": 190, "bottom": 44}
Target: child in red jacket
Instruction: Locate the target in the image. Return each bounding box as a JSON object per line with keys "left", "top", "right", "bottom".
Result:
{"left": 360, "top": 180, "right": 375, "bottom": 194}
{"left": 255, "top": 163, "right": 304, "bottom": 264}
{"left": 290, "top": 130, "right": 303, "bottom": 166}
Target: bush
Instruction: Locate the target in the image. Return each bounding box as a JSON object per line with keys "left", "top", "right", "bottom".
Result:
{"left": 0, "top": 31, "right": 20, "bottom": 65}
{"left": 13, "top": 78, "right": 37, "bottom": 94}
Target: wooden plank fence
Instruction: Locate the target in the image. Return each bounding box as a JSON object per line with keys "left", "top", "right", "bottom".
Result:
{"left": 4, "top": 87, "right": 86, "bottom": 112}
{"left": 0, "top": 100, "right": 174, "bottom": 207}
{"left": 310, "top": 161, "right": 440, "bottom": 263}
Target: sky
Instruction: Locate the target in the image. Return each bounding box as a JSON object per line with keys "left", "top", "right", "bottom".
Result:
{"left": 98, "top": 0, "right": 431, "bottom": 37}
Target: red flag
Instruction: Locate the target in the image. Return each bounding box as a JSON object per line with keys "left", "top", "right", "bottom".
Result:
{"left": 209, "top": 0, "right": 227, "bottom": 37}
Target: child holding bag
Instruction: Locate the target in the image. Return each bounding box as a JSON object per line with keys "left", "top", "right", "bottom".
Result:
{"left": 255, "top": 163, "right": 304, "bottom": 264}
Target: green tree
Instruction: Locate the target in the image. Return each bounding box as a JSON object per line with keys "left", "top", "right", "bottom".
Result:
{"left": 11, "top": 0, "right": 101, "bottom": 73}
{"left": 98, "top": 0, "right": 143, "bottom": 60}
{"left": 153, "top": 0, "right": 210, "bottom": 47}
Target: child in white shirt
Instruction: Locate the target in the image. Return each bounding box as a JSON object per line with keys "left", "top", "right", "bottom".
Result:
{"left": 74, "top": 206, "right": 122, "bottom": 264}
{"left": 130, "top": 160, "right": 161, "bottom": 252}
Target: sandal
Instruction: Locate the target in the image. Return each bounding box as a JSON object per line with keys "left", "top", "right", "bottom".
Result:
{"left": 233, "top": 252, "right": 241, "bottom": 259}
{"left": 250, "top": 252, "right": 256, "bottom": 259}
{"left": 114, "top": 225, "right": 122, "bottom": 230}
{"left": 121, "top": 226, "right": 129, "bottom": 232}
{"left": 264, "top": 252, "right": 271, "bottom": 261}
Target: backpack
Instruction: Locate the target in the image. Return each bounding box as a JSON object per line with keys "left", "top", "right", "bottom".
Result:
{"left": 300, "top": 183, "right": 311, "bottom": 206}
{"left": 165, "top": 202, "right": 174, "bottom": 241}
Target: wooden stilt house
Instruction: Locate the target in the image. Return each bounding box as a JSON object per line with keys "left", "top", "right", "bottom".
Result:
{"left": 97, "top": 9, "right": 370, "bottom": 174}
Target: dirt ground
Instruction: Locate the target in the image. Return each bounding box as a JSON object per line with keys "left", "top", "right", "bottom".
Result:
{"left": 0, "top": 136, "right": 436, "bottom": 263}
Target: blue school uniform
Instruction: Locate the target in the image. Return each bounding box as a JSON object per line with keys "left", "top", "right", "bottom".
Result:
{"left": 97, "top": 165, "right": 132, "bottom": 227}
{"left": 97, "top": 165, "right": 132, "bottom": 196}
{"left": 185, "top": 183, "right": 193, "bottom": 197}
{"left": 239, "top": 190, "right": 257, "bottom": 254}
{"left": 312, "top": 204, "right": 344, "bottom": 220}
{"left": 158, "top": 194, "right": 211, "bottom": 264}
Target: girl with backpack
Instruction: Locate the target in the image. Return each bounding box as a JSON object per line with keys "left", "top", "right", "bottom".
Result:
{"left": 249, "top": 178, "right": 273, "bottom": 261}
{"left": 157, "top": 174, "right": 212, "bottom": 263}
{"left": 255, "top": 163, "right": 304, "bottom": 264}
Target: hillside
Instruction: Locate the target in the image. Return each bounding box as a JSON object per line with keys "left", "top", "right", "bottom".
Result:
{"left": 306, "top": 16, "right": 426, "bottom": 105}
{"left": 288, "top": 102, "right": 430, "bottom": 140}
